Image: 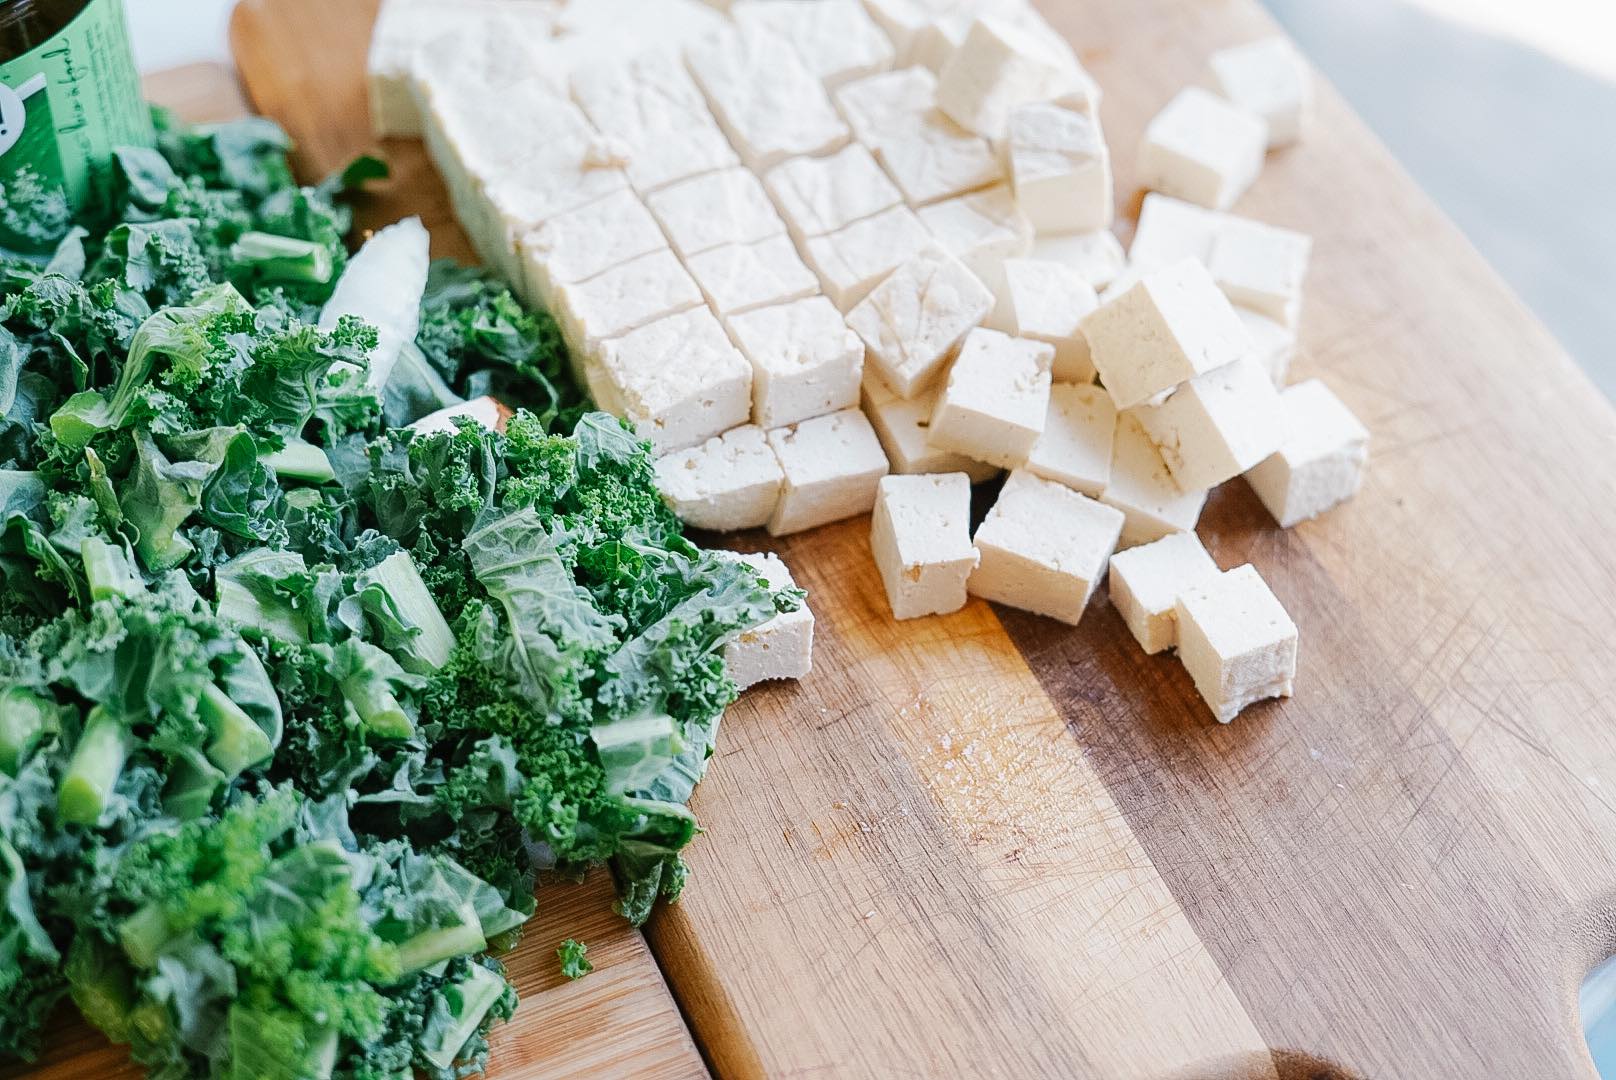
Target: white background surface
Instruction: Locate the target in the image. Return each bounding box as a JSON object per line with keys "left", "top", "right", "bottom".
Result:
{"left": 127, "top": 0, "right": 238, "bottom": 71}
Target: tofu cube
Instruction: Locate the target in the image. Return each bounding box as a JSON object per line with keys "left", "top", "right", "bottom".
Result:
{"left": 1106, "top": 531, "right": 1220, "bottom": 655}
{"left": 917, "top": 183, "right": 1034, "bottom": 288}
{"left": 988, "top": 258, "right": 1099, "bottom": 383}
{"left": 1006, "top": 102, "right": 1113, "bottom": 234}
{"left": 1100, "top": 413, "right": 1209, "bottom": 549}
{"left": 1207, "top": 217, "right": 1312, "bottom": 326}
{"left": 801, "top": 204, "right": 935, "bottom": 311}
{"left": 1137, "top": 87, "right": 1268, "bottom": 211}
{"left": 719, "top": 550, "right": 814, "bottom": 689}
{"left": 1081, "top": 258, "right": 1253, "bottom": 410}
{"left": 1030, "top": 228, "right": 1126, "bottom": 289}
{"left": 766, "top": 408, "right": 891, "bottom": 535}
{"left": 1132, "top": 356, "right": 1285, "bottom": 492}
{"left": 654, "top": 425, "right": 784, "bottom": 531}
{"left": 1245, "top": 379, "right": 1370, "bottom": 527}
{"left": 1174, "top": 564, "right": 1297, "bottom": 722}
{"left": 521, "top": 190, "right": 668, "bottom": 306}
{"left": 848, "top": 245, "right": 995, "bottom": 397}
{"left": 553, "top": 248, "right": 704, "bottom": 355}
{"left": 834, "top": 65, "right": 936, "bottom": 146}
{"left": 969, "top": 469, "right": 1124, "bottom": 625}
{"left": 684, "top": 234, "right": 821, "bottom": 317}
{"left": 870, "top": 473, "right": 980, "bottom": 619}
{"left": 1209, "top": 36, "right": 1312, "bottom": 148}
{"left": 1127, "top": 192, "right": 1223, "bottom": 275}
{"left": 935, "top": 15, "right": 1077, "bottom": 140}
{"left": 732, "top": 0, "right": 895, "bottom": 89}
{"left": 1235, "top": 305, "right": 1297, "bottom": 385}
{"left": 646, "top": 167, "right": 785, "bottom": 259}
{"left": 764, "top": 144, "right": 903, "bottom": 240}
{"left": 728, "top": 296, "right": 865, "bottom": 428}
{"left": 596, "top": 307, "right": 753, "bottom": 453}
{"left": 928, "top": 327, "right": 1053, "bottom": 468}
{"left": 862, "top": 376, "right": 1000, "bottom": 483}
{"left": 1025, "top": 382, "right": 1115, "bottom": 497}
{"left": 875, "top": 110, "right": 1006, "bottom": 207}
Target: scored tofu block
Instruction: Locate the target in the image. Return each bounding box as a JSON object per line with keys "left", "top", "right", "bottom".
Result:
{"left": 646, "top": 167, "right": 785, "bottom": 259}
{"left": 553, "top": 248, "right": 704, "bottom": 354}
{"left": 862, "top": 376, "right": 1001, "bottom": 483}
{"left": 728, "top": 296, "right": 865, "bottom": 429}
{"left": 596, "top": 307, "right": 753, "bottom": 453}
{"left": 848, "top": 245, "right": 996, "bottom": 398}
{"left": 1138, "top": 87, "right": 1269, "bottom": 212}
{"left": 1236, "top": 305, "right": 1298, "bottom": 385}
{"left": 1245, "top": 379, "right": 1370, "bottom": 527}
{"left": 935, "top": 15, "right": 1078, "bottom": 140}
{"left": 1081, "top": 258, "right": 1252, "bottom": 410}
{"left": 871, "top": 473, "right": 979, "bottom": 619}
{"left": 875, "top": 110, "right": 1006, "bottom": 207}
{"left": 1175, "top": 564, "right": 1298, "bottom": 723}
{"left": 654, "top": 425, "right": 784, "bottom": 531}
{"left": 1209, "top": 36, "right": 1313, "bottom": 148}
{"left": 1006, "top": 102, "right": 1113, "bottom": 234}
{"left": 385, "top": 9, "right": 551, "bottom": 137}
{"left": 834, "top": 65, "right": 936, "bottom": 146}
{"left": 520, "top": 189, "right": 668, "bottom": 306}
{"left": 928, "top": 327, "right": 1053, "bottom": 468}
{"left": 988, "top": 258, "right": 1099, "bottom": 383}
{"left": 1132, "top": 356, "right": 1285, "bottom": 492}
{"left": 1025, "top": 382, "right": 1116, "bottom": 497}
{"left": 732, "top": 0, "right": 895, "bottom": 88}
{"left": 918, "top": 183, "right": 1034, "bottom": 289}
{"left": 801, "top": 204, "right": 935, "bottom": 311}
{"left": 1208, "top": 217, "right": 1312, "bottom": 326}
{"left": 764, "top": 144, "right": 904, "bottom": 240}
{"left": 1100, "top": 413, "right": 1209, "bottom": 549}
{"left": 766, "top": 408, "right": 891, "bottom": 535}
{"left": 1127, "top": 192, "right": 1223, "bottom": 275}
{"left": 684, "top": 234, "right": 820, "bottom": 316}
{"left": 1107, "top": 531, "right": 1220, "bottom": 655}
{"left": 1030, "top": 228, "right": 1126, "bottom": 289}
{"left": 969, "top": 469, "right": 1125, "bottom": 625}
{"left": 718, "top": 550, "right": 814, "bottom": 689}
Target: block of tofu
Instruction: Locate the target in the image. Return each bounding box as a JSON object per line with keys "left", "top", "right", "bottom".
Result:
{"left": 917, "top": 183, "right": 1034, "bottom": 288}
{"left": 718, "top": 550, "right": 814, "bottom": 689}
{"left": 526, "top": 0, "right": 732, "bottom": 95}
{"left": 860, "top": 0, "right": 958, "bottom": 67}
{"left": 684, "top": 235, "right": 821, "bottom": 317}
{"left": 1209, "top": 36, "right": 1312, "bottom": 148}
{"left": 728, "top": 297, "right": 864, "bottom": 429}
{"left": 732, "top": 0, "right": 895, "bottom": 88}
{"left": 766, "top": 408, "right": 891, "bottom": 535}
{"left": 847, "top": 245, "right": 995, "bottom": 397}
{"left": 596, "top": 307, "right": 753, "bottom": 453}
{"left": 871, "top": 473, "right": 979, "bottom": 619}
{"left": 1024, "top": 382, "right": 1115, "bottom": 497}
{"left": 646, "top": 167, "right": 785, "bottom": 259}
{"left": 408, "top": 395, "right": 513, "bottom": 437}
{"left": 1006, "top": 102, "right": 1113, "bottom": 234}
{"left": 987, "top": 258, "right": 1099, "bottom": 382}
{"left": 1100, "top": 413, "right": 1209, "bottom": 549}
{"left": 935, "top": 15, "right": 1077, "bottom": 139}
{"left": 969, "top": 469, "right": 1124, "bottom": 625}
{"left": 1175, "top": 564, "right": 1297, "bottom": 723}
{"left": 1127, "top": 192, "right": 1223, "bottom": 275}
{"left": 1137, "top": 87, "right": 1269, "bottom": 211}
{"left": 520, "top": 190, "right": 668, "bottom": 306}
{"left": 928, "top": 327, "right": 1053, "bottom": 468}
{"left": 1235, "top": 305, "right": 1297, "bottom": 385}
{"left": 1133, "top": 356, "right": 1284, "bottom": 492}
{"left": 1080, "top": 258, "right": 1253, "bottom": 410}
{"left": 654, "top": 425, "right": 784, "bottom": 531}
{"left": 1030, "top": 229, "right": 1126, "bottom": 289}
{"left": 1245, "top": 379, "right": 1370, "bottom": 527}
{"left": 862, "top": 376, "right": 1001, "bottom": 482}
{"left": 877, "top": 110, "right": 1006, "bottom": 208}
{"left": 437, "top": 85, "right": 620, "bottom": 202}
{"left": 801, "top": 205, "right": 935, "bottom": 311}
{"left": 1106, "top": 531, "right": 1220, "bottom": 655}
{"left": 553, "top": 248, "right": 704, "bottom": 354}
{"left": 764, "top": 144, "right": 903, "bottom": 240}
{"left": 834, "top": 65, "right": 936, "bottom": 145}
{"left": 686, "top": 23, "right": 851, "bottom": 169}
{"left": 1207, "top": 217, "right": 1311, "bottom": 326}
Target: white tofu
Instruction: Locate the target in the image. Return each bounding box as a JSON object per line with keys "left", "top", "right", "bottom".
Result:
{"left": 1006, "top": 102, "right": 1113, "bottom": 234}
{"left": 871, "top": 473, "right": 979, "bottom": 619}
{"left": 1030, "top": 229, "right": 1126, "bottom": 289}
{"left": 1209, "top": 37, "right": 1312, "bottom": 148}
{"left": 1245, "top": 379, "right": 1370, "bottom": 527}
{"left": 862, "top": 376, "right": 1001, "bottom": 482}
{"left": 645, "top": 167, "right": 785, "bottom": 259}
{"left": 1106, "top": 531, "right": 1219, "bottom": 655}
{"left": 1235, "top": 305, "right": 1297, "bottom": 385}
{"left": 859, "top": 0, "right": 958, "bottom": 67}
{"left": 732, "top": 0, "right": 895, "bottom": 88}
{"left": 1174, "top": 564, "right": 1297, "bottom": 723}
{"left": 553, "top": 248, "right": 704, "bottom": 354}
{"left": 928, "top": 327, "right": 1053, "bottom": 468}
{"left": 684, "top": 234, "right": 821, "bottom": 317}
{"left": 596, "top": 307, "right": 753, "bottom": 453}
{"left": 764, "top": 144, "right": 903, "bottom": 240}
{"left": 654, "top": 425, "right": 784, "bottom": 531}
{"left": 875, "top": 110, "right": 1005, "bottom": 207}
{"left": 847, "top": 245, "right": 995, "bottom": 397}
{"left": 1127, "top": 192, "right": 1223, "bottom": 275}
{"left": 1132, "top": 356, "right": 1284, "bottom": 492}
{"left": 1207, "top": 217, "right": 1311, "bottom": 326}
{"left": 1080, "top": 258, "right": 1252, "bottom": 411}
{"left": 728, "top": 297, "right": 865, "bottom": 429}
{"left": 987, "top": 258, "right": 1098, "bottom": 382}
{"left": 834, "top": 65, "right": 936, "bottom": 146}
{"left": 529, "top": 0, "right": 731, "bottom": 94}
{"left": 520, "top": 190, "right": 667, "bottom": 306}
{"left": 969, "top": 469, "right": 1124, "bottom": 625}
{"left": 766, "top": 408, "right": 891, "bottom": 535}
{"left": 1100, "top": 414, "right": 1209, "bottom": 549}
{"left": 917, "top": 183, "right": 1034, "bottom": 288}
{"left": 1137, "top": 87, "right": 1269, "bottom": 211}
{"left": 801, "top": 205, "right": 935, "bottom": 311}
{"left": 718, "top": 550, "right": 814, "bottom": 688}
{"left": 1024, "top": 382, "right": 1115, "bottom": 497}
{"left": 686, "top": 23, "right": 851, "bottom": 169}
{"left": 935, "top": 15, "right": 1077, "bottom": 140}
{"left": 408, "top": 395, "right": 511, "bottom": 437}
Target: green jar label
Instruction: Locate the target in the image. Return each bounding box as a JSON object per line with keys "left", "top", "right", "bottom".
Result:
{"left": 0, "top": 0, "right": 153, "bottom": 251}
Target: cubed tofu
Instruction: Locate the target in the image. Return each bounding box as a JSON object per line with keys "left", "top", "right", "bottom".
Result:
{"left": 801, "top": 205, "right": 935, "bottom": 311}
{"left": 917, "top": 182, "right": 1034, "bottom": 288}
{"left": 1106, "top": 531, "right": 1219, "bottom": 655}
{"left": 1080, "top": 258, "right": 1252, "bottom": 410}
{"left": 1025, "top": 382, "right": 1115, "bottom": 497}
{"left": 1100, "top": 413, "right": 1209, "bottom": 549}
{"left": 684, "top": 234, "right": 821, "bottom": 316}
{"left": 834, "top": 65, "right": 936, "bottom": 145}
{"left": 1235, "top": 306, "right": 1297, "bottom": 386}
{"left": 732, "top": 0, "right": 895, "bottom": 88}
{"left": 718, "top": 550, "right": 814, "bottom": 688}
{"left": 1175, "top": 564, "right": 1297, "bottom": 722}
{"left": 654, "top": 425, "right": 784, "bottom": 531}
{"left": 871, "top": 473, "right": 979, "bottom": 619}
{"left": 521, "top": 190, "right": 668, "bottom": 307}
{"left": 988, "top": 258, "right": 1099, "bottom": 382}
{"left": 1127, "top": 192, "right": 1223, "bottom": 275}
{"left": 1245, "top": 379, "right": 1370, "bottom": 527}
{"left": 1006, "top": 102, "right": 1113, "bottom": 234}
{"left": 969, "top": 469, "right": 1125, "bottom": 625}
{"left": 848, "top": 245, "right": 995, "bottom": 397}
{"left": 875, "top": 110, "right": 1005, "bottom": 207}
{"left": 1030, "top": 228, "right": 1126, "bottom": 289}
{"left": 646, "top": 167, "right": 785, "bottom": 259}
{"left": 1207, "top": 217, "right": 1311, "bottom": 326}
{"left": 553, "top": 248, "right": 704, "bottom": 354}
{"left": 1209, "top": 36, "right": 1312, "bottom": 148}
{"left": 378, "top": 6, "right": 552, "bottom": 137}
{"left": 862, "top": 376, "right": 1001, "bottom": 482}
{"left": 1132, "top": 356, "right": 1285, "bottom": 492}
{"left": 1137, "top": 87, "right": 1268, "bottom": 211}
{"left": 442, "top": 87, "right": 620, "bottom": 200}
{"left": 728, "top": 296, "right": 865, "bottom": 429}
{"left": 860, "top": 0, "right": 953, "bottom": 67}
{"left": 928, "top": 327, "right": 1053, "bottom": 468}
{"left": 766, "top": 408, "right": 891, "bottom": 535}
{"left": 935, "top": 15, "right": 1077, "bottom": 139}
{"left": 764, "top": 144, "right": 904, "bottom": 240}
{"left": 596, "top": 307, "right": 753, "bottom": 452}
